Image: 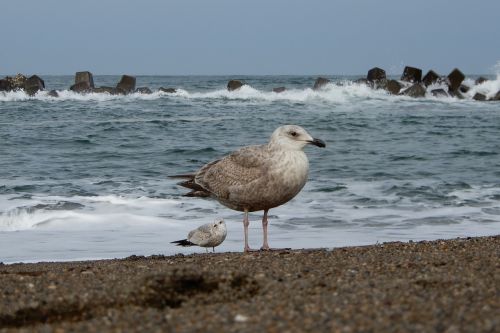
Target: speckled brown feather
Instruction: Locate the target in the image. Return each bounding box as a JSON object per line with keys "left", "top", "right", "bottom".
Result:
{"left": 195, "top": 145, "right": 268, "bottom": 203}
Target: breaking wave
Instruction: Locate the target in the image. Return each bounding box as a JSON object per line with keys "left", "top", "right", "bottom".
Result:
{"left": 1, "top": 77, "right": 499, "bottom": 104}
{"left": 0, "top": 194, "right": 195, "bottom": 232}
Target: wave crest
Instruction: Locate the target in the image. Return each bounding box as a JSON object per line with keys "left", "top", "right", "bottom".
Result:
{"left": 1, "top": 77, "right": 499, "bottom": 103}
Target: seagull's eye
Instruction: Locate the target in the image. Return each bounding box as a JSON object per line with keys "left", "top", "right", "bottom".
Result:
{"left": 290, "top": 131, "right": 297, "bottom": 137}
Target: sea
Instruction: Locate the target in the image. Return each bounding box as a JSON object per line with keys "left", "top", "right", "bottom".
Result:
{"left": 1, "top": 74, "right": 500, "bottom": 263}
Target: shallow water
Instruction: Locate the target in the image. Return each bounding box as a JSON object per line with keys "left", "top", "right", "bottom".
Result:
{"left": 1, "top": 75, "right": 500, "bottom": 263}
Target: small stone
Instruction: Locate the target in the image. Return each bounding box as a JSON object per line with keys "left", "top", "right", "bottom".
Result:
{"left": 444, "top": 325, "right": 460, "bottom": 333}
{"left": 447, "top": 68, "right": 465, "bottom": 92}
{"left": 448, "top": 90, "right": 464, "bottom": 99}
{"left": 367, "top": 67, "right": 386, "bottom": 82}
{"left": 70, "top": 71, "right": 94, "bottom": 93}
{"left": 7, "top": 74, "right": 27, "bottom": 90}
{"left": 47, "top": 90, "right": 59, "bottom": 97}
{"left": 24, "top": 75, "right": 45, "bottom": 96}
{"left": 401, "top": 83, "right": 426, "bottom": 98}
{"left": 475, "top": 77, "right": 488, "bottom": 85}
{"left": 234, "top": 314, "right": 249, "bottom": 323}
{"left": 272, "top": 86, "right": 286, "bottom": 93}
{"left": 313, "top": 77, "right": 330, "bottom": 90}
{"left": 385, "top": 80, "right": 402, "bottom": 95}
{"left": 159, "top": 87, "right": 177, "bottom": 93}
{"left": 227, "top": 80, "right": 244, "bottom": 91}
{"left": 401, "top": 66, "right": 422, "bottom": 83}
{"left": 70, "top": 81, "right": 92, "bottom": 93}
{"left": 431, "top": 89, "right": 448, "bottom": 98}
{"left": 0, "top": 79, "right": 12, "bottom": 91}
{"left": 422, "top": 70, "right": 440, "bottom": 86}
{"left": 473, "top": 93, "right": 486, "bottom": 101}
{"left": 74, "top": 71, "right": 94, "bottom": 88}
{"left": 28, "top": 301, "right": 39, "bottom": 308}
{"left": 116, "top": 75, "right": 136, "bottom": 94}
{"left": 459, "top": 84, "right": 470, "bottom": 93}
{"left": 135, "top": 87, "right": 152, "bottom": 94}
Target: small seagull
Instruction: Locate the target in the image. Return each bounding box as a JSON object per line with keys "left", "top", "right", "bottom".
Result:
{"left": 171, "top": 219, "right": 227, "bottom": 252}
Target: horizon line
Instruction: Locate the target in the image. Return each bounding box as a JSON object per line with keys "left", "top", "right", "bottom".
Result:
{"left": 0, "top": 72, "right": 494, "bottom": 77}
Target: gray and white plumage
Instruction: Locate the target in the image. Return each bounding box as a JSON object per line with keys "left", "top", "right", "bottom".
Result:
{"left": 172, "top": 125, "right": 325, "bottom": 251}
{"left": 171, "top": 219, "right": 227, "bottom": 252}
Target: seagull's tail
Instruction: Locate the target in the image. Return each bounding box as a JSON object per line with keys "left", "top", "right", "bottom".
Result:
{"left": 169, "top": 174, "right": 211, "bottom": 197}
{"left": 171, "top": 239, "right": 195, "bottom": 247}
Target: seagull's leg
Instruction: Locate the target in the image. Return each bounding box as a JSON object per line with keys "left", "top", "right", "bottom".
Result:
{"left": 243, "top": 209, "right": 252, "bottom": 252}
{"left": 261, "top": 209, "right": 270, "bottom": 250}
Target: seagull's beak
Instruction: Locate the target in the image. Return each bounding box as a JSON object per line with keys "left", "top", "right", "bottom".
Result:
{"left": 307, "top": 138, "right": 326, "bottom": 148}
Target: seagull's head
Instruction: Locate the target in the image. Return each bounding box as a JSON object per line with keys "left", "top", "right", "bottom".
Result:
{"left": 213, "top": 219, "right": 226, "bottom": 229}
{"left": 270, "top": 125, "right": 326, "bottom": 151}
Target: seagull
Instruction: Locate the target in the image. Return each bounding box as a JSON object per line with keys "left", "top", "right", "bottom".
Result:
{"left": 171, "top": 219, "right": 227, "bottom": 252}
{"left": 171, "top": 125, "right": 325, "bottom": 252}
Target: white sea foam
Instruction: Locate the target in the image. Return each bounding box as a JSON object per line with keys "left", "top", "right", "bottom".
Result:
{"left": 0, "top": 194, "right": 197, "bottom": 232}
{"left": 178, "top": 82, "right": 388, "bottom": 103}
{"left": 463, "top": 60, "right": 500, "bottom": 99}
{"left": 2, "top": 76, "right": 498, "bottom": 104}
{"left": 0, "top": 84, "right": 371, "bottom": 103}
{"left": 271, "top": 179, "right": 500, "bottom": 230}
{"left": 0, "top": 89, "right": 174, "bottom": 102}
{"left": 2, "top": 180, "right": 499, "bottom": 232}
{"left": 1, "top": 178, "right": 499, "bottom": 263}
{"left": 464, "top": 77, "right": 500, "bottom": 99}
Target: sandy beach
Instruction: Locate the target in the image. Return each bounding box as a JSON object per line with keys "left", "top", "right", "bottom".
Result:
{"left": 0, "top": 235, "right": 498, "bottom": 332}
{"left": 2, "top": 2, "right": 500, "bottom": 333}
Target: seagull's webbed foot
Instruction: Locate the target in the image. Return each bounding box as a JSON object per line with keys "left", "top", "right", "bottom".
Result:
{"left": 244, "top": 246, "right": 259, "bottom": 253}
{"left": 260, "top": 244, "right": 271, "bottom": 251}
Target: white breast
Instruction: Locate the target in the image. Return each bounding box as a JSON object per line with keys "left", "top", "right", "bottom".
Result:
{"left": 264, "top": 150, "right": 309, "bottom": 208}
{"left": 274, "top": 150, "right": 309, "bottom": 186}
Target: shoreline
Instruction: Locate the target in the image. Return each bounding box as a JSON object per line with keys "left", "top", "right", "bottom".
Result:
{"left": 1, "top": 235, "right": 498, "bottom": 332}
{"left": 4, "top": 230, "right": 500, "bottom": 265}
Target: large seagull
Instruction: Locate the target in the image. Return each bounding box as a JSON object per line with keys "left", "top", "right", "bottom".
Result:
{"left": 171, "top": 125, "right": 325, "bottom": 252}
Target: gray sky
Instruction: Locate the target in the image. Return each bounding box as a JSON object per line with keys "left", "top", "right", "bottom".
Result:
{"left": 1, "top": 0, "right": 499, "bottom": 75}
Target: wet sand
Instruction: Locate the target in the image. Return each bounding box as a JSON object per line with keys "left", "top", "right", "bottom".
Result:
{"left": 0, "top": 235, "right": 498, "bottom": 332}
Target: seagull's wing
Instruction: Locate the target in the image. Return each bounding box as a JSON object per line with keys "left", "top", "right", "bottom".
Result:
{"left": 187, "top": 223, "right": 212, "bottom": 245}
{"left": 194, "top": 145, "right": 270, "bottom": 199}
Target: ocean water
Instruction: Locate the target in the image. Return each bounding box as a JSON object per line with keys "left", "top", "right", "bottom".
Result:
{"left": 1, "top": 75, "right": 500, "bottom": 263}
